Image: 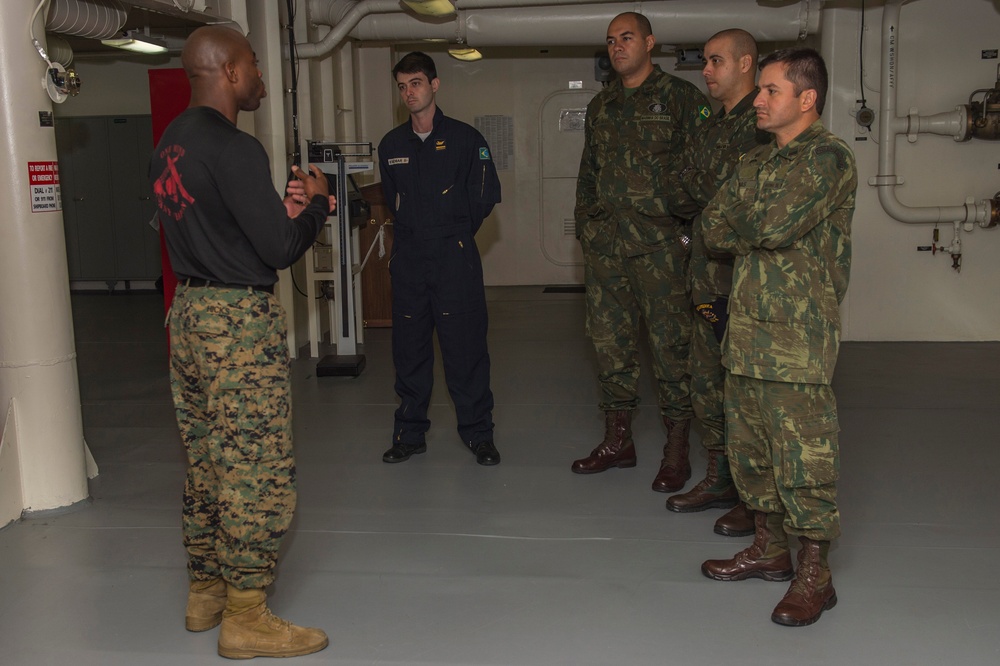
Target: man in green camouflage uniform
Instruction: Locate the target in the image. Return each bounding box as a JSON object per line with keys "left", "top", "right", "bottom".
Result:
{"left": 700, "top": 48, "right": 857, "bottom": 628}
{"left": 151, "top": 26, "right": 333, "bottom": 658}
{"left": 665, "top": 30, "right": 769, "bottom": 539}
{"left": 571, "top": 12, "right": 710, "bottom": 494}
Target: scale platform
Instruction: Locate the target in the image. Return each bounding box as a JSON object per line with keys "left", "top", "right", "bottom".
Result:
{"left": 316, "top": 353, "right": 367, "bottom": 377}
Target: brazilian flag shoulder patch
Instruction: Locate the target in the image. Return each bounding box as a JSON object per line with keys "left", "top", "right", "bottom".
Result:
{"left": 479, "top": 147, "right": 491, "bottom": 160}
{"left": 698, "top": 105, "right": 712, "bottom": 119}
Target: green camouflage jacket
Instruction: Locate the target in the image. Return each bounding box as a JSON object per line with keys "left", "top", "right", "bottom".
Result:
{"left": 677, "top": 89, "right": 771, "bottom": 304}
{"left": 575, "top": 65, "right": 710, "bottom": 256}
{"left": 702, "top": 120, "right": 857, "bottom": 385}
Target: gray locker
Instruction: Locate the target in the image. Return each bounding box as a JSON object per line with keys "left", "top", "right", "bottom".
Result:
{"left": 56, "top": 115, "right": 161, "bottom": 283}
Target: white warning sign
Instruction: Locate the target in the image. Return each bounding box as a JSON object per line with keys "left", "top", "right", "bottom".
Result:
{"left": 29, "top": 161, "right": 61, "bottom": 213}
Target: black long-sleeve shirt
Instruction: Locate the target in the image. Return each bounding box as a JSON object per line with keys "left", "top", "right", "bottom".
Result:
{"left": 150, "top": 106, "right": 326, "bottom": 286}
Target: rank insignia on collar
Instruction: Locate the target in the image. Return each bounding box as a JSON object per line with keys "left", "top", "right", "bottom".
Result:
{"left": 435, "top": 140, "right": 447, "bottom": 150}
{"left": 648, "top": 102, "right": 667, "bottom": 114}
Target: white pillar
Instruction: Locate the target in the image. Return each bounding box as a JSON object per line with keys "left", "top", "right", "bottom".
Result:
{"left": 0, "top": 1, "right": 89, "bottom": 519}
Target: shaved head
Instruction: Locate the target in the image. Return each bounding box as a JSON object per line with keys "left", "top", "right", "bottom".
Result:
{"left": 181, "top": 25, "right": 266, "bottom": 121}
{"left": 707, "top": 28, "right": 758, "bottom": 68}
{"left": 702, "top": 28, "right": 759, "bottom": 111}
{"left": 612, "top": 11, "right": 653, "bottom": 39}
{"left": 182, "top": 25, "right": 249, "bottom": 81}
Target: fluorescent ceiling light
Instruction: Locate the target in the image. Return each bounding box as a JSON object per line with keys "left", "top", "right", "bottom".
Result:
{"left": 402, "top": 0, "right": 456, "bottom": 17}
{"left": 448, "top": 48, "right": 482, "bottom": 62}
{"left": 101, "top": 31, "right": 168, "bottom": 55}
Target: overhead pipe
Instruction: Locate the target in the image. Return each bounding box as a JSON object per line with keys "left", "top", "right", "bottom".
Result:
{"left": 309, "top": 0, "right": 625, "bottom": 24}
{"left": 873, "top": 0, "right": 997, "bottom": 227}
{"left": 300, "top": 0, "right": 601, "bottom": 57}
{"left": 298, "top": 0, "right": 410, "bottom": 59}
{"left": 298, "top": 0, "right": 820, "bottom": 58}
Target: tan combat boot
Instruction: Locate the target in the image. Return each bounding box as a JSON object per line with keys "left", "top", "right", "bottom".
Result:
{"left": 701, "top": 511, "right": 794, "bottom": 582}
{"left": 571, "top": 410, "right": 636, "bottom": 473}
{"left": 186, "top": 578, "right": 227, "bottom": 632}
{"left": 218, "top": 586, "right": 329, "bottom": 659}
{"left": 771, "top": 537, "right": 837, "bottom": 627}
{"left": 651, "top": 416, "right": 692, "bottom": 492}
{"left": 666, "top": 450, "right": 739, "bottom": 512}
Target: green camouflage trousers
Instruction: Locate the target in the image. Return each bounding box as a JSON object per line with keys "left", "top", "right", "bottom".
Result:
{"left": 690, "top": 315, "right": 725, "bottom": 452}
{"left": 583, "top": 233, "right": 693, "bottom": 419}
{"left": 724, "top": 373, "right": 840, "bottom": 540}
{"left": 169, "top": 284, "right": 296, "bottom": 590}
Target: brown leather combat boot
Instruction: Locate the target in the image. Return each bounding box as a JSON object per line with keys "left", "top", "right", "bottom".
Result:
{"left": 186, "top": 577, "right": 227, "bottom": 632}
{"left": 666, "top": 451, "right": 738, "bottom": 512}
{"left": 571, "top": 410, "right": 636, "bottom": 474}
{"left": 702, "top": 511, "right": 794, "bottom": 582}
{"left": 714, "top": 502, "right": 756, "bottom": 537}
{"left": 650, "top": 416, "right": 691, "bottom": 492}
{"left": 771, "top": 537, "right": 837, "bottom": 627}
{"left": 218, "top": 586, "right": 329, "bottom": 659}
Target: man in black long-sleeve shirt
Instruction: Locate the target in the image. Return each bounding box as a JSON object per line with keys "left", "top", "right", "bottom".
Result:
{"left": 149, "top": 25, "right": 331, "bottom": 660}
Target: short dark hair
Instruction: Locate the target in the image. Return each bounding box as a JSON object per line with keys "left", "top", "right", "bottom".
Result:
{"left": 392, "top": 51, "right": 437, "bottom": 82}
{"left": 612, "top": 12, "right": 653, "bottom": 39}
{"left": 759, "top": 47, "right": 828, "bottom": 115}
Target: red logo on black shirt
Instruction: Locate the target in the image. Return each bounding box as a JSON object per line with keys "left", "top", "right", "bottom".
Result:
{"left": 153, "top": 145, "right": 195, "bottom": 221}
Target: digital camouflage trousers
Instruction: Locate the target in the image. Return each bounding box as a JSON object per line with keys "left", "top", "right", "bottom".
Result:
{"left": 169, "top": 284, "right": 296, "bottom": 590}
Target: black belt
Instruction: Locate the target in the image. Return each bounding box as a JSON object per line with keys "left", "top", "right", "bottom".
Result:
{"left": 181, "top": 277, "right": 274, "bottom": 294}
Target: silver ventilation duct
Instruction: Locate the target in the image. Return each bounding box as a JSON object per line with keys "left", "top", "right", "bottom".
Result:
{"left": 45, "top": 34, "right": 76, "bottom": 66}
{"left": 45, "top": 0, "right": 128, "bottom": 40}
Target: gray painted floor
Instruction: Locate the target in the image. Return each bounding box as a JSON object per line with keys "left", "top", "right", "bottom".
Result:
{"left": 2, "top": 287, "right": 999, "bottom": 665}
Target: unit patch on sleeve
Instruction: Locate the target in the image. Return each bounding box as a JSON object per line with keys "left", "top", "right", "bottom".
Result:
{"left": 815, "top": 144, "right": 849, "bottom": 171}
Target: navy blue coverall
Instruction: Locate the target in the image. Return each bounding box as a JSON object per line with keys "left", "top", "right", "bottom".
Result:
{"left": 378, "top": 107, "right": 502, "bottom": 447}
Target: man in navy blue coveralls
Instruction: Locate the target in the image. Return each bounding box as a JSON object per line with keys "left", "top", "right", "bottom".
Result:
{"left": 378, "top": 52, "right": 502, "bottom": 466}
